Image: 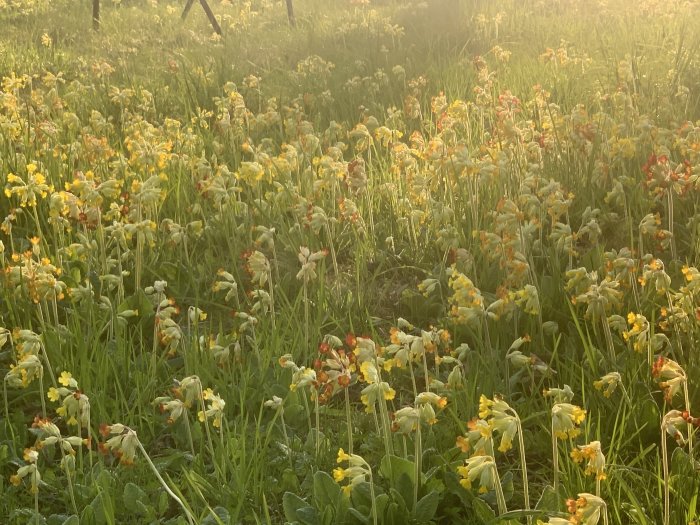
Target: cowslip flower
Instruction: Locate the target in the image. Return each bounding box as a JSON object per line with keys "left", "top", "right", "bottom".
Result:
{"left": 565, "top": 493, "right": 607, "bottom": 525}
{"left": 456, "top": 418, "right": 493, "bottom": 456}
{"left": 172, "top": 376, "right": 204, "bottom": 408}
{"left": 263, "top": 396, "right": 283, "bottom": 411}
{"left": 552, "top": 403, "right": 586, "bottom": 439}
{"left": 34, "top": 418, "right": 85, "bottom": 465}
{"left": 187, "top": 306, "right": 207, "bottom": 323}
{"left": 47, "top": 371, "right": 90, "bottom": 427}
{"left": 245, "top": 250, "right": 271, "bottom": 287}
{"left": 296, "top": 246, "right": 327, "bottom": 283}
{"left": 99, "top": 423, "right": 139, "bottom": 465}
{"left": 154, "top": 396, "right": 188, "bottom": 424}
{"left": 359, "top": 361, "right": 395, "bottom": 412}
{"left": 457, "top": 455, "right": 498, "bottom": 493}
{"left": 198, "top": 389, "right": 226, "bottom": 428}
{"left": 543, "top": 385, "right": 574, "bottom": 404}
{"left": 4, "top": 354, "right": 43, "bottom": 388}
{"left": 392, "top": 392, "right": 447, "bottom": 433}
{"left": 212, "top": 269, "right": 238, "bottom": 302}
{"left": 593, "top": 372, "right": 622, "bottom": 398}
{"left": 289, "top": 367, "right": 316, "bottom": 393}
{"left": 571, "top": 441, "right": 606, "bottom": 480}
{"left": 416, "top": 391, "right": 447, "bottom": 412}
{"left": 652, "top": 356, "right": 686, "bottom": 403}
{"left": 662, "top": 410, "right": 687, "bottom": 444}
{"left": 333, "top": 448, "right": 372, "bottom": 496}
{"left": 622, "top": 312, "right": 649, "bottom": 353}
{"left": 10, "top": 447, "right": 41, "bottom": 493}
{"left": 4, "top": 164, "right": 54, "bottom": 207}
{"left": 392, "top": 406, "right": 422, "bottom": 434}
{"left": 479, "top": 395, "right": 522, "bottom": 452}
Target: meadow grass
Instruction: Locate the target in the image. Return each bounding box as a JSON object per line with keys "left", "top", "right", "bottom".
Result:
{"left": 0, "top": 0, "right": 699, "bottom": 524}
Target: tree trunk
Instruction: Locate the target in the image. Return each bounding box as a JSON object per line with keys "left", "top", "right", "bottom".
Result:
{"left": 198, "top": 0, "right": 223, "bottom": 35}
{"left": 285, "top": 0, "right": 296, "bottom": 28}
{"left": 92, "top": 0, "right": 100, "bottom": 31}
{"left": 181, "top": 0, "right": 196, "bottom": 20}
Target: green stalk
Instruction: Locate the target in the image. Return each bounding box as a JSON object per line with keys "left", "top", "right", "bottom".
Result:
{"left": 552, "top": 422, "right": 560, "bottom": 499}
{"left": 344, "top": 388, "right": 354, "bottom": 455}
{"left": 491, "top": 460, "right": 507, "bottom": 515}
{"left": 662, "top": 423, "right": 669, "bottom": 525}
{"left": 196, "top": 383, "right": 217, "bottom": 468}
{"left": 314, "top": 392, "right": 321, "bottom": 459}
{"left": 136, "top": 439, "right": 196, "bottom": 525}
{"left": 515, "top": 417, "right": 531, "bottom": 520}
{"left": 38, "top": 369, "right": 46, "bottom": 419}
{"left": 367, "top": 469, "right": 378, "bottom": 525}
{"left": 184, "top": 411, "right": 196, "bottom": 457}
{"left": 33, "top": 475, "right": 39, "bottom": 525}
{"left": 59, "top": 446, "right": 79, "bottom": 516}
{"left": 684, "top": 380, "right": 693, "bottom": 452}
{"left": 414, "top": 424, "right": 422, "bottom": 508}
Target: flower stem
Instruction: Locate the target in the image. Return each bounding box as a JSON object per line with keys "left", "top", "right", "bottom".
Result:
{"left": 59, "top": 448, "right": 79, "bottom": 516}
{"left": 662, "top": 425, "right": 669, "bottom": 525}
{"left": 314, "top": 393, "right": 321, "bottom": 459}
{"left": 414, "top": 424, "right": 422, "bottom": 509}
{"left": 492, "top": 460, "right": 507, "bottom": 515}
{"left": 684, "top": 381, "right": 694, "bottom": 451}
{"left": 136, "top": 439, "right": 195, "bottom": 525}
{"left": 344, "top": 388, "right": 353, "bottom": 455}
{"left": 552, "top": 425, "right": 560, "bottom": 499}
{"left": 368, "top": 470, "right": 378, "bottom": 525}
{"left": 516, "top": 417, "right": 531, "bottom": 521}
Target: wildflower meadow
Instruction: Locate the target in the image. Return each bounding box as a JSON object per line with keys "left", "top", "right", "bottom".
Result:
{"left": 1, "top": 0, "right": 699, "bottom": 523}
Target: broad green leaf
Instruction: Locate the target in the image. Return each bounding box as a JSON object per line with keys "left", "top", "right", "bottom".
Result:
{"left": 123, "top": 482, "right": 148, "bottom": 508}
{"left": 201, "top": 507, "right": 231, "bottom": 525}
{"left": 535, "top": 485, "right": 558, "bottom": 512}
{"left": 471, "top": 498, "right": 496, "bottom": 523}
{"left": 375, "top": 493, "right": 390, "bottom": 517}
{"left": 379, "top": 454, "right": 416, "bottom": 485}
{"left": 313, "top": 470, "right": 341, "bottom": 509}
{"left": 296, "top": 506, "right": 320, "bottom": 525}
{"left": 413, "top": 490, "right": 440, "bottom": 522}
{"left": 350, "top": 481, "right": 373, "bottom": 513}
{"left": 283, "top": 492, "right": 310, "bottom": 522}
{"left": 347, "top": 507, "right": 369, "bottom": 524}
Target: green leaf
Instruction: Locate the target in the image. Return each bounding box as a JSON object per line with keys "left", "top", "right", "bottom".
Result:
{"left": 350, "top": 481, "right": 373, "bottom": 513}
{"left": 201, "top": 507, "right": 231, "bottom": 525}
{"left": 90, "top": 492, "right": 111, "bottom": 525}
{"left": 389, "top": 488, "right": 406, "bottom": 509}
{"left": 444, "top": 471, "right": 471, "bottom": 507}
{"left": 158, "top": 492, "right": 170, "bottom": 515}
{"left": 535, "top": 485, "right": 558, "bottom": 512}
{"left": 313, "top": 470, "right": 341, "bottom": 509}
{"left": 320, "top": 506, "right": 335, "bottom": 525}
{"left": 413, "top": 490, "right": 440, "bottom": 523}
{"left": 296, "top": 507, "right": 320, "bottom": 525}
{"left": 396, "top": 473, "right": 414, "bottom": 512}
{"left": 80, "top": 505, "right": 95, "bottom": 525}
{"left": 471, "top": 498, "right": 495, "bottom": 523}
{"left": 379, "top": 454, "right": 416, "bottom": 486}
{"left": 385, "top": 501, "right": 410, "bottom": 525}
{"left": 123, "top": 482, "right": 149, "bottom": 507}
{"left": 283, "top": 492, "right": 310, "bottom": 523}
{"left": 375, "top": 493, "right": 391, "bottom": 517}
{"left": 47, "top": 515, "right": 78, "bottom": 525}
{"left": 347, "top": 507, "right": 369, "bottom": 524}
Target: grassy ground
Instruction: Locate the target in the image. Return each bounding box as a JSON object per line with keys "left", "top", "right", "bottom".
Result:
{"left": 1, "top": 0, "right": 699, "bottom": 523}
